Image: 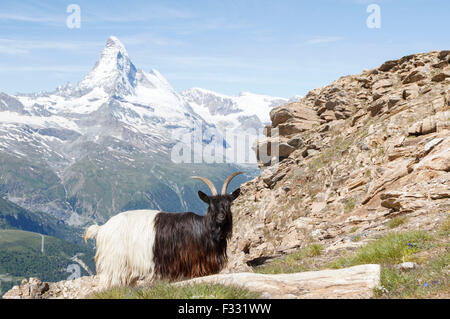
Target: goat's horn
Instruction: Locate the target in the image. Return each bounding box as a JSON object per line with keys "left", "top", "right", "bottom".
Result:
{"left": 191, "top": 176, "right": 218, "bottom": 196}
{"left": 221, "top": 172, "right": 243, "bottom": 195}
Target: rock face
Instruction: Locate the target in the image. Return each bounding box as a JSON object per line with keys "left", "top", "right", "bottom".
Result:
{"left": 3, "top": 264, "right": 380, "bottom": 299}
{"left": 228, "top": 50, "right": 450, "bottom": 270}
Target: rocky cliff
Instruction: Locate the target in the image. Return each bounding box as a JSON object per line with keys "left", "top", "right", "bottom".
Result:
{"left": 227, "top": 50, "right": 449, "bottom": 271}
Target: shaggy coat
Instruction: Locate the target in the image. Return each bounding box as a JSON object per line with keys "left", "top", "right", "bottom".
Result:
{"left": 84, "top": 174, "right": 241, "bottom": 288}
{"left": 153, "top": 195, "right": 233, "bottom": 280}
{"left": 84, "top": 210, "right": 159, "bottom": 288}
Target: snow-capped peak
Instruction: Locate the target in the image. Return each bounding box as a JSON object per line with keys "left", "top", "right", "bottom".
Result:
{"left": 77, "top": 36, "right": 137, "bottom": 96}
{"left": 181, "top": 88, "right": 289, "bottom": 134}
{"left": 10, "top": 35, "right": 293, "bottom": 159}
{"left": 104, "top": 36, "right": 128, "bottom": 57}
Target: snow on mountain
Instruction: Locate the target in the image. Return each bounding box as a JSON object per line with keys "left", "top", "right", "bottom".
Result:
{"left": 12, "top": 36, "right": 219, "bottom": 154}
{"left": 77, "top": 36, "right": 137, "bottom": 96}
{"left": 3, "top": 36, "right": 293, "bottom": 159}
{"left": 288, "top": 95, "right": 303, "bottom": 103}
{"left": 181, "top": 87, "right": 290, "bottom": 134}
{"left": 0, "top": 36, "right": 288, "bottom": 223}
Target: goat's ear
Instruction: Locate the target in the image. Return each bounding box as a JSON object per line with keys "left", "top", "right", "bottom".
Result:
{"left": 198, "top": 191, "right": 210, "bottom": 204}
{"left": 230, "top": 188, "right": 241, "bottom": 201}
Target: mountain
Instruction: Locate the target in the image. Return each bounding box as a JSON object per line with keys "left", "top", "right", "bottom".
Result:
{"left": 0, "top": 36, "right": 263, "bottom": 228}
{"left": 181, "top": 88, "right": 291, "bottom": 134}
{"left": 15, "top": 36, "right": 219, "bottom": 155}
{"left": 0, "top": 36, "right": 293, "bottom": 229}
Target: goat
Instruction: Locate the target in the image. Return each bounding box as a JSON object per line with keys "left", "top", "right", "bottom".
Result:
{"left": 84, "top": 172, "right": 242, "bottom": 288}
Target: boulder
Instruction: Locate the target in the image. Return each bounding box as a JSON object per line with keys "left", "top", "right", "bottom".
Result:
{"left": 431, "top": 73, "right": 449, "bottom": 82}
{"left": 278, "top": 121, "right": 316, "bottom": 136}
{"left": 321, "top": 110, "right": 336, "bottom": 122}
{"left": 438, "top": 50, "right": 450, "bottom": 60}
{"left": 415, "top": 139, "right": 450, "bottom": 172}
{"left": 368, "top": 99, "right": 386, "bottom": 117}
{"left": 278, "top": 143, "right": 296, "bottom": 158}
{"left": 372, "top": 79, "right": 394, "bottom": 90}
{"left": 408, "top": 117, "right": 437, "bottom": 136}
{"left": 379, "top": 60, "right": 399, "bottom": 72}
{"left": 402, "top": 70, "right": 427, "bottom": 84}
{"left": 270, "top": 108, "right": 292, "bottom": 127}
{"left": 178, "top": 264, "right": 381, "bottom": 299}
{"left": 287, "top": 135, "right": 304, "bottom": 148}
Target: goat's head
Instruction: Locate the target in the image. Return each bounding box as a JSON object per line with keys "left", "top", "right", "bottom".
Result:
{"left": 192, "top": 172, "right": 242, "bottom": 227}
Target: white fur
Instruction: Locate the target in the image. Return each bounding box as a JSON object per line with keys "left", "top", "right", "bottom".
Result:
{"left": 84, "top": 210, "right": 160, "bottom": 288}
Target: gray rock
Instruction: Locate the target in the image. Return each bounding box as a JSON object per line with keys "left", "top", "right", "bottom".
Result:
{"left": 379, "top": 60, "right": 399, "bottom": 72}
{"left": 394, "top": 262, "right": 419, "bottom": 271}
{"left": 424, "top": 137, "right": 443, "bottom": 153}
{"left": 431, "top": 73, "right": 449, "bottom": 82}
{"left": 178, "top": 264, "right": 381, "bottom": 299}
{"left": 279, "top": 143, "right": 296, "bottom": 158}
{"left": 287, "top": 135, "right": 304, "bottom": 148}
{"left": 270, "top": 108, "right": 293, "bottom": 127}
{"left": 402, "top": 70, "right": 427, "bottom": 84}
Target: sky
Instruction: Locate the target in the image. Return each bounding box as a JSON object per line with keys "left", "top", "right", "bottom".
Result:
{"left": 0, "top": 0, "right": 448, "bottom": 98}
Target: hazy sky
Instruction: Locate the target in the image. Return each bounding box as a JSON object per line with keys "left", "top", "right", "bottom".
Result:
{"left": 0, "top": 0, "right": 448, "bottom": 97}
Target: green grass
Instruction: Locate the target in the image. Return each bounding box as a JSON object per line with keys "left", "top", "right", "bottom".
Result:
{"left": 438, "top": 216, "right": 450, "bottom": 236}
{"left": 328, "top": 231, "right": 432, "bottom": 269}
{"left": 91, "top": 282, "right": 262, "bottom": 299}
{"left": 344, "top": 198, "right": 357, "bottom": 213}
{"left": 254, "top": 244, "right": 323, "bottom": 274}
{"left": 308, "top": 136, "right": 351, "bottom": 170}
{"left": 0, "top": 197, "right": 81, "bottom": 244}
{"left": 375, "top": 252, "right": 449, "bottom": 298}
{"left": 388, "top": 216, "right": 407, "bottom": 229}
{"left": 300, "top": 244, "right": 324, "bottom": 258}
{"left": 323, "top": 230, "right": 449, "bottom": 298}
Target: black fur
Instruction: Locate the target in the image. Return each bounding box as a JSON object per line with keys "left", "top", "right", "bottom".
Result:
{"left": 152, "top": 189, "right": 240, "bottom": 281}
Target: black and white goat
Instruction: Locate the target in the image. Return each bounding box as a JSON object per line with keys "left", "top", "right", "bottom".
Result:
{"left": 84, "top": 172, "right": 242, "bottom": 288}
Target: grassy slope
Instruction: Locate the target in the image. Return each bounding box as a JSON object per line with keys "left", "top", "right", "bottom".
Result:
{"left": 91, "top": 282, "right": 261, "bottom": 299}
{"left": 0, "top": 229, "right": 95, "bottom": 297}
{"left": 0, "top": 197, "right": 82, "bottom": 243}
{"left": 253, "top": 219, "right": 450, "bottom": 298}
